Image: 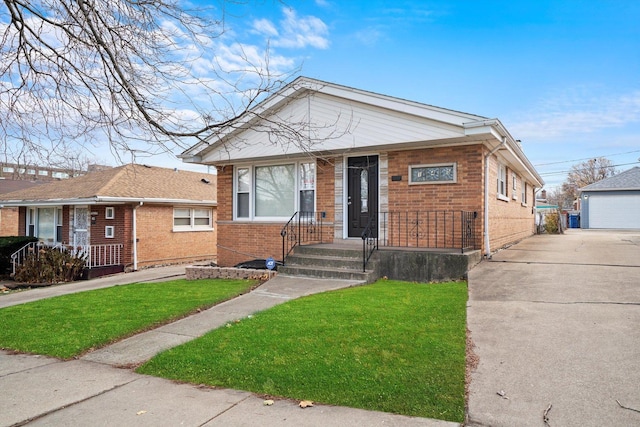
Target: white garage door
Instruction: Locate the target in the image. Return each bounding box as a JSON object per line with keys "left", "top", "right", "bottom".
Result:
{"left": 589, "top": 194, "right": 640, "bottom": 229}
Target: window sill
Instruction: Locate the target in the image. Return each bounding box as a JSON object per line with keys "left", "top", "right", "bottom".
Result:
{"left": 173, "top": 227, "right": 214, "bottom": 233}
{"left": 497, "top": 194, "right": 509, "bottom": 202}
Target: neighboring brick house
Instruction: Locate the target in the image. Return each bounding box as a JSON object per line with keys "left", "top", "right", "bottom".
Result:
{"left": 0, "top": 180, "right": 46, "bottom": 236}
{"left": 0, "top": 164, "right": 217, "bottom": 273}
{"left": 180, "top": 77, "right": 543, "bottom": 267}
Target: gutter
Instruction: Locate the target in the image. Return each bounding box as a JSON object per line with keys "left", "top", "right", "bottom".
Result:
{"left": 132, "top": 201, "right": 143, "bottom": 271}
{"left": 484, "top": 137, "right": 507, "bottom": 258}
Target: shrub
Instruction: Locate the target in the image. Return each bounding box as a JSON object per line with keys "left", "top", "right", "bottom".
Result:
{"left": 0, "top": 236, "right": 38, "bottom": 277}
{"left": 544, "top": 211, "right": 562, "bottom": 234}
{"left": 14, "top": 247, "right": 86, "bottom": 284}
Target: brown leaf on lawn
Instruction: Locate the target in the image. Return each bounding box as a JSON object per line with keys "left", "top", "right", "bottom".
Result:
{"left": 299, "top": 400, "right": 314, "bottom": 408}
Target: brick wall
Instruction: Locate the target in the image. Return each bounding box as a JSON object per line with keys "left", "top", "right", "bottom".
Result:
{"left": 0, "top": 207, "right": 19, "bottom": 236}
{"left": 386, "top": 145, "right": 484, "bottom": 249}
{"left": 135, "top": 204, "right": 217, "bottom": 268}
{"left": 486, "top": 153, "right": 536, "bottom": 251}
{"left": 216, "top": 160, "right": 335, "bottom": 267}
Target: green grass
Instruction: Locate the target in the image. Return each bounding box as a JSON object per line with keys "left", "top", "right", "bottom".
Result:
{"left": 0, "top": 279, "right": 255, "bottom": 359}
{"left": 138, "top": 280, "right": 467, "bottom": 422}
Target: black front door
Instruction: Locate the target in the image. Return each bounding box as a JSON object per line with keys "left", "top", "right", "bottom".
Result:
{"left": 347, "top": 156, "right": 378, "bottom": 237}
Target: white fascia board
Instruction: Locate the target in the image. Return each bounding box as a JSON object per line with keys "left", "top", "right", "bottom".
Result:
{"left": 464, "top": 119, "right": 544, "bottom": 187}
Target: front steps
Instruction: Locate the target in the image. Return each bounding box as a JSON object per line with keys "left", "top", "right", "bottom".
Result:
{"left": 279, "top": 243, "right": 378, "bottom": 283}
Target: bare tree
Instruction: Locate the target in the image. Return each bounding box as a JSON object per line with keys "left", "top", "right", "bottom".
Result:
{"left": 549, "top": 157, "right": 617, "bottom": 208}
{"left": 0, "top": 0, "right": 310, "bottom": 163}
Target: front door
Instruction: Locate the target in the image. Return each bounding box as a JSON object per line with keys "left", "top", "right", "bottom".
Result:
{"left": 73, "top": 206, "right": 89, "bottom": 251}
{"left": 347, "top": 156, "right": 378, "bottom": 237}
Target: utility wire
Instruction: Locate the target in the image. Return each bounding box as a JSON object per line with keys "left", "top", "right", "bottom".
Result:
{"left": 534, "top": 149, "right": 640, "bottom": 167}
{"left": 538, "top": 161, "right": 640, "bottom": 176}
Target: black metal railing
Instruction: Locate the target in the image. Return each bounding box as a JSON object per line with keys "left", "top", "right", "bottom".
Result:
{"left": 281, "top": 211, "right": 325, "bottom": 264}
{"left": 361, "top": 214, "right": 378, "bottom": 272}
{"left": 379, "top": 210, "right": 478, "bottom": 253}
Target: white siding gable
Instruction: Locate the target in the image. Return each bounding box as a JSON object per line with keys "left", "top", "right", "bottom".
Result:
{"left": 198, "top": 91, "right": 468, "bottom": 164}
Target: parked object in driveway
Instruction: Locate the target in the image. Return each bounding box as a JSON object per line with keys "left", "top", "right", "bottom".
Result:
{"left": 234, "top": 259, "right": 282, "bottom": 271}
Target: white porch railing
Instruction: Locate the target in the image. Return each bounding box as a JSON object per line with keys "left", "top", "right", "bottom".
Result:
{"left": 86, "top": 244, "right": 123, "bottom": 268}
{"left": 11, "top": 242, "right": 124, "bottom": 275}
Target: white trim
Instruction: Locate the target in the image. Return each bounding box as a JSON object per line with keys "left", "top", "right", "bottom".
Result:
{"left": 105, "top": 225, "right": 115, "bottom": 238}
{"left": 342, "top": 153, "right": 380, "bottom": 239}
{"left": 232, "top": 161, "right": 316, "bottom": 222}
{"left": 173, "top": 207, "right": 214, "bottom": 231}
{"left": 105, "top": 206, "right": 115, "bottom": 219}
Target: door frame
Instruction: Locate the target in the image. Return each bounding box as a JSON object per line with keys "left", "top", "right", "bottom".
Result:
{"left": 343, "top": 154, "right": 380, "bottom": 239}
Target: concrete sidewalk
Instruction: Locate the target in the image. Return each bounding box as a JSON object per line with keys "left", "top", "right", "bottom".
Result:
{"left": 0, "top": 268, "right": 458, "bottom": 427}
{"left": 466, "top": 229, "right": 640, "bottom": 426}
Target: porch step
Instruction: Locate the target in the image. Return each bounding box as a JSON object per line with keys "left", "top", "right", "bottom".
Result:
{"left": 279, "top": 244, "right": 378, "bottom": 283}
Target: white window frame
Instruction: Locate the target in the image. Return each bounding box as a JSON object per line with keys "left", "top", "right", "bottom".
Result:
{"left": 105, "top": 226, "right": 115, "bottom": 238}
{"left": 105, "top": 206, "right": 115, "bottom": 219}
{"left": 512, "top": 175, "right": 518, "bottom": 200}
{"left": 25, "top": 206, "right": 65, "bottom": 244}
{"left": 233, "top": 161, "right": 316, "bottom": 221}
{"left": 521, "top": 182, "right": 528, "bottom": 206}
{"left": 173, "top": 207, "right": 213, "bottom": 232}
{"left": 408, "top": 163, "right": 457, "bottom": 185}
{"left": 497, "top": 163, "right": 508, "bottom": 201}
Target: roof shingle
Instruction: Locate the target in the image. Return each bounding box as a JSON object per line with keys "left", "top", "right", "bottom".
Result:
{"left": 0, "top": 164, "right": 216, "bottom": 203}
{"left": 580, "top": 166, "right": 640, "bottom": 191}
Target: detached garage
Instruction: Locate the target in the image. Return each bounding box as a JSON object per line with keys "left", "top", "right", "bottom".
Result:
{"left": 579, "top": 166, "right": 640, "bottom": 230}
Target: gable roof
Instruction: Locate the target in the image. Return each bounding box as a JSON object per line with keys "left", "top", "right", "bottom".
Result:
{"left": 0, "top": 164, "right": 216, "bottom": 206}
{"left": 580, "top": 166, "right": 640, "bottom": 192}
{"left": 180, "top": 76, "right": 543, "bottom": 187}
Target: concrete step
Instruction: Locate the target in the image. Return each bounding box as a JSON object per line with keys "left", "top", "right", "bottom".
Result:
{"left": 285, "top": 253, "right": 364, "bottom": 270}
{"left": 278, "top": 264, "right": 375, "bottom": 282}
{"left": 292, "top": 244, "right": 363, "bottom": 259}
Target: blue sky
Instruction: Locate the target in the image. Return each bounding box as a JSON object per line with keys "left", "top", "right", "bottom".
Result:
{"left": 120, "top": 0, "right": 639, "bottom": 190}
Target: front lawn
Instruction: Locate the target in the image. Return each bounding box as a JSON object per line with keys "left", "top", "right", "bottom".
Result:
{"left": 138, "top": 280, "right": 467, "bottom": 422}
{"left": 0, "top": 279, "right": 255, "bottom": 359}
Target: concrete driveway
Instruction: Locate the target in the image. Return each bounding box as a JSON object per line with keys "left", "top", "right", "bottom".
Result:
{"left": 467, "top": 229, "right": 640, "bottom": 426}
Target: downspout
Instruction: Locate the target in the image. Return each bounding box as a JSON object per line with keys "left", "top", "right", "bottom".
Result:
{"left": 132, "top": 202, "right": 143, "bottom": 270}
{"left": 484, "top": 137, "right": 506, "bottom": 258}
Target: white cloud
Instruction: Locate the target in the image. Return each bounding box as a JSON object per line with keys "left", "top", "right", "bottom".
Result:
{"left": 250, "top": 8, "right": 330, "bottom": 50}
{"left": 508, "top": 88, "right": 640, "bottom": 140}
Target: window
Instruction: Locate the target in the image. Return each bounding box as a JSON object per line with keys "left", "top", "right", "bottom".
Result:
{"left": 2, "top": 167, "right": 14, "bottom": 173}
{"left": 522, "top": 182, "right": 528, "bottom": 206}
{"left": 512, "top": 175, "right": 518, "bottom": 200}
{"left": 234, "top": 162, "right": 314, "bottom": 220}
{"left": 173, "top": 208, "right": 213, "bottom": 231}
{"left": 105, "top": 226, "right": 115, "bottom": 238}
{"left": 255, "top": 164, "right": 295, "bottom": 217}
{"left": 51, "top": 171, "right": 69, "bottom": 179}
{"left": 236, "top": 168, "right": 250, "bottom": 218}
{"left": 497, "top": 163, "right": 508, "bottom": 200}
{"left": 56, "top": 208, "right": 63, "bottom": 242}
{"left": 25, "top": 207, "right": 64, "bottom": 241}
{"left": 409, "top": 163, "right": 457, "bottom": 184}
{"left": 27, "top": 169, "right": 36, "bottom": 175}
{"left": 38, "top": 170, "right": 49, "bottom": 176}
{"left": 105, "top": 206, "right": 115, "bottom": 219}
{"left": 299, "top": 162, "right": 315, "bottom": 213}
{"left": 27, "top": 208, "right": 36, "bottom": 237}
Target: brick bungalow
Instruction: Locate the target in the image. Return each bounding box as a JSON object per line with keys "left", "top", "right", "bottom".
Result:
{"left": 0, "top": 164, "right": 217, "bottom": 273}
{"left": 180, "top": 77, "right": 544, "bottom": 268}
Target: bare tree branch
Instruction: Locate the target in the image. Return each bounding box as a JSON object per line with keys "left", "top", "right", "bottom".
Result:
{"left": 1, "top": 0, "right": 312, "bottom": 162}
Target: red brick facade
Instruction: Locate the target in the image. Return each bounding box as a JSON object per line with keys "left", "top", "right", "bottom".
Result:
{"left": 214, "top": 145, "right": 537, "bottom": 266}
{"left": 16, "top": 203, "right": 217, "bottom": 270}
